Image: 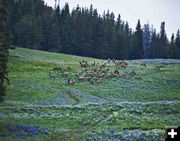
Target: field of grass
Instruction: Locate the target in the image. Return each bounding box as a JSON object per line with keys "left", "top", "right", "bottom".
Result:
{"left": 0, "top": 47, "right": 180, "bottom": 141}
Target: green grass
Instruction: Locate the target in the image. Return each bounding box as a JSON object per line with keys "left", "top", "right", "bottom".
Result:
{"left": 0, "top": 47, "right": 180, "bottom": 141}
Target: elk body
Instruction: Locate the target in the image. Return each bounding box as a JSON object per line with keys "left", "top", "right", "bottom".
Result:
{"left": 79, "top": 60, "right": 89, "bottom": 68}
{"left": 54, "top": 66, "right": 62, "bottom": 72}
{"left": 140, "top": 63, "right": 146, "bottom": 68}
{"left": 68, "top": 79, "right": 76, "bottom": 85}
{"left": 154, "top": 65, "right": 160, "bottom": 71}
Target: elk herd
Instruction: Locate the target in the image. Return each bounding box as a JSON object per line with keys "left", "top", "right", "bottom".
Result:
{"left": 49, "top": 59, "right": 162, "bottom": 85}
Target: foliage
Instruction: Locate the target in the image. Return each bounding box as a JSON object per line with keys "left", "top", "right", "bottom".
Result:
{"left": 4, "top": 0, "right": 180, "bottom": 59}
{"left": 0, "top": 48, "right": 180, "bottom": 140}
{"left": 0, "top": 4, "right": 10, "bottom": 102}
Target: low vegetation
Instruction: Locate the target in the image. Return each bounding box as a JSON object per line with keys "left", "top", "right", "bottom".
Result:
{"left": 0, "top": 47, "right": 180, "bottom": 141}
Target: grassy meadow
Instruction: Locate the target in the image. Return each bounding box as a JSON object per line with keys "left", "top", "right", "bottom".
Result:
{"left": 0, "top": 47, "right": 180, "bottom": 141}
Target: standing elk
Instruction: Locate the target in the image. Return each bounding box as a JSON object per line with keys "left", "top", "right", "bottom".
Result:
{"left": 100, "top": 63, "right": 106, "bottom": 70}
{"left": 54, "top": 66, "right": 62, "bottom": 72}
{"left": 79, "top": 60, "right": 89, "bottom": 68}
{"left": 154, "top": 65, "right": 160, "bottom": 71}
{"left": 140, "top": 63, "right": 146, "bottom": 68}
{"left": 68, "top": 79, "right": 76, "bottom": 85}
{"left": 114, "top": 60, "right": 128, "bottom": 68}
{"left": 108, "top": 59, "right": 111, "bottom": 63}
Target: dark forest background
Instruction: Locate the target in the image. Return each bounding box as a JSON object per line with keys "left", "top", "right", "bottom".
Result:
{"left": 2, "top": 0, "right": 180, "bottom": 59}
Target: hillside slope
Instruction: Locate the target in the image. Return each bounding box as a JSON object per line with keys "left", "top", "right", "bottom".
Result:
{"left": 0, "top": 48, "right": 180, "bottom": 141}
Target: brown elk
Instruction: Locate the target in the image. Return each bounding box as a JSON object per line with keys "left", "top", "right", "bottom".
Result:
{"left": 154, "top": 65, "right": 160, "bottom": 71}
{"left": 129, "top": 70, "right": 136, "bottom": 76}
{"left": 140, "top": 63, "right": 146, "bottom": 68}
{"left": 68, "top": 79, "right": 76, "bottom": 85}
{"left": 108, "top": 59, "right": 111, "bottom": 63}
{"left": 54, "top": 66, "right": 62, "bottom": 71}
{"left": 100, "top": 63, "right": 106, "bottom": 70}
{"left": 112, "top": 59, "right": 116, "bottom": 64}
{"left": 78, "top": 75, "right": 86, "bottom": 81}
{"left": 114, "top": 60, "right": 128, "bottom": 68}
{"left": 110, "top": 71, "right": 119, "bottom": 77}
{"left": 79, "top": 60, "right": 89, "bottom": 68}
{"left": 91, "top": 61, "right": 96, "bottom": 67}
{"left": 114, "top": 69, "right": 120, "bottom": 76}
{"left": 134, "top": 76, "right": 142, "bottom": 80}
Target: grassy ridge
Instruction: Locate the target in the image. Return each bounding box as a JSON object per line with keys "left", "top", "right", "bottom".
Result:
{"left": 0, "top": 48, "right": 180, "bottom": 141}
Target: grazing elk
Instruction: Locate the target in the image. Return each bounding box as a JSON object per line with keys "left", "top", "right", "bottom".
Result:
{"left": 114, "top": 60, "right": 128, "bottom": 68}
{"left": 120, "top": 62, "right": 128, "bottom": 68}
{"left": 112, "top": 59, "right": 116, "bottom": 64}
{"left": 78, "top": 75, "right": 86, "bottom": 81}
{"left": 108, "top": 59, "right": 111, "bottom": 63}
{"left": 54, "top": 66, "right": 62, "bottom": 72}
{"left": 140, "top": 63, "right": 146, "bottom": 68}
{"left": 134, "top": 76, "right": 142, "bottom": 80}
{"left": 154, "top": 65, "right": 160, "bottom": 71}
{"left": 79, "top": 60, "right": 89, "bottom": 68}
{"left": 68, "top": 79, "right": 76, "bottom": 85}
{"left": 129, "top": 70, "right": 136, "bottom": 76}
{"left": 114, "top": 69, "right": 120, "bottom": 76}
{"left": 100, "top": 63, "right": 106, "bottom": 70}
{"left": 91, "top": 61, "right": 96, "bottom": 67}
{"left": 49, "top": 73, "right": 55, "bottom": 79}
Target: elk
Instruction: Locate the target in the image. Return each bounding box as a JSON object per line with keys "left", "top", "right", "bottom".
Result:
{"left": 120, "top": 62, "right": 128, "bottom": 68}
{"left": 129, "top": 70, "right": 136, "bottom": 76}
{"left": 79, "top": 60, "right": 89, "bottom": 68}
{"left": 91, "top": 61, "right": 96, "bottom": 67}
{"left": 101, "top": 68, "right": 109, "bottom": 74}
{"left": 112, "top": 59, "right": 116, "bottom": 64}
{"left": 154, "top": 65, "right": 160, "bottom": 71}
{"left": 100, "top": 63, "right": 106, "bottom": 70}
{"left": 107, "top": 59, "right": 111, "bottom": 63}
{"left": 134, "top": 76, "right": 142, "bottom": 80}
{"left": 54, "top": 66, "right": 62, "bottom": 71}
{"left": 140, "top": 63, "right": 146, "bottom": 68}
{"left": 114, "top": 69, "right": 120, "bottom": 76}
{"left": 68, "top": 79, "right": 76, "bottom": 85}
{"left": 110, "top": 71, "right": 118, "bottom": 77}
{"left": 49, "top": 73, "right": 55, "bottom": 79}
{"left": 96, "top": 78, "right": 103, "bottom": 84}
{"left": 78, "top": 75, "right": 86, "bottom": 81}
{"left": 114, "top": 60, "right": 128, "bottom": 68}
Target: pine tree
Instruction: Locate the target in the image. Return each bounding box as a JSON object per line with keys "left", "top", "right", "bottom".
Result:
{"left": 0, "top": 5, "right": 10, "bottom": 102}
{"left": 169, "top": 33, "right": 175, "bottom": 58}
{"left": 159, "top": 22, "right": 169, "bottom": 58}
{"left": 175, "top": 29, "right": 180, "bottom": 59}
{"left": 143, "top": 23, "right": 151, "bottom": 58}
{"left": 150, "top": 29, "right": 160, "bottom": 58}
{"left": 131, "top": 20, "right": 143, "bottom": 59}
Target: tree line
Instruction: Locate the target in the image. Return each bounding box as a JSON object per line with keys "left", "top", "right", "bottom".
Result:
{"left": 2, "top": 0, "right": 180, "bottom": 60}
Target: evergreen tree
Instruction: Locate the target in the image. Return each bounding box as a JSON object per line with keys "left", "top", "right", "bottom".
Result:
{"left": 175, "top": 29, "right": 180, "bottom": 59}
{"left": 169, "top": 33, "right": 175, "bottom": 58}
{"left": 131, "top": 20, "right": 143, "bottom": 59}
{"left": 1, "top": 1, "right": 178, "bottom": 60}
{"left": 143, "top": 23, "right": 151, "bottom": 58}
{"left": 150, "top": 29, "right": 160, "bottom": 58}
{"left": 0, "top": 5, "right": 10, "bottom": 101}
{"left": 159, "top": 22, "right": 169, "bottom": 58}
